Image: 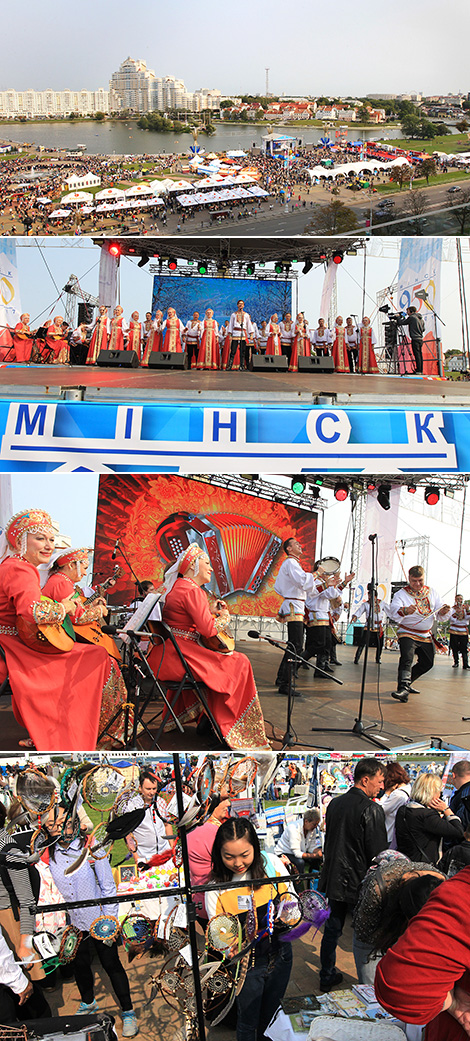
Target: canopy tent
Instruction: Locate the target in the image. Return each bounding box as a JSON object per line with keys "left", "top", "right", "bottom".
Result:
{"left": 166, "top": 180, "right": 198, "bottom": 192}
{"left": 175, "top": 186, "right": 262, "bottom": 207}
{"left": 227, "top": 149, "right": 247, "bottom": 158}
{"left": 61, "top": 191, "right": 90, "bottom": 204}
{"left": 48, "top": 208, "right": 71, "bottom": 217}
{"left": 124, "top": 184, "right": 155, "bottom": 197}
{"left": 94, "top": 187, "right": 126, "bottom": 201}
{"left": 306, "top": 157, "right": 411, "bottom": 182}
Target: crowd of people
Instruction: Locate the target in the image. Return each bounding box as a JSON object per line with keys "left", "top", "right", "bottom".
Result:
{"left": 2, "top": 302, "right": 383, "bottom": 374}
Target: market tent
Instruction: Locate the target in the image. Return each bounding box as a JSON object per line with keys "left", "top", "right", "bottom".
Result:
{"left": 48, "top": 208, "right": 71, "bottom": 217}
{"left": 125, "top": 184, "right": 154, "bottom": 197}
{"left": 61, "top": 191, "right": 90, "bottom": 204}
{"left": 94, "top": 187, "right": 126, "bottom": 200}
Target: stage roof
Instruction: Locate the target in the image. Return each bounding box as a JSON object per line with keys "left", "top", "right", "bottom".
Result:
{"left": 91, "top": 236, "right": 365, "bottom": 264}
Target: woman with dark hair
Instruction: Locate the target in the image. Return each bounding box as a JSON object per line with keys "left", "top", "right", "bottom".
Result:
{"left": 352, "top": 850, "right": 445, "bottom": 984}
{"left": 377, "top": 762, "right": 412, "bottom": 847}
{"left": 206, "top": 818, "right": 294, "bottom": 1041}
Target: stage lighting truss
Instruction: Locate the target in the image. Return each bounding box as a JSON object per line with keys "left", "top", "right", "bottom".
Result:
{"left": 187, "top": 474, "right": 327, "bottom": 513}
{"left": 148, "top": 258, "right": 299, "bottom": 281}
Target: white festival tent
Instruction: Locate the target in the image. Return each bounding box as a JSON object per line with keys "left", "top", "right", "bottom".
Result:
{"left": 306, "top": 157, "right": 411, "bottom": 182}
{"left": 94, "top": 187, "right": 126, "bottom": 201}
{"left": 61, "top": 191, "right": 91, "bottom": 204}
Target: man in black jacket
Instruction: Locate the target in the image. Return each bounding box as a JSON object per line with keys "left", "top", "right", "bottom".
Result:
{"left": 449, "top": 760, "right": 470, "bottom": 829}
{"left": 318, "top": 757, "right": 387, "bottom": 991}
{"left": 396, "top": 307, "right": 426, "bottom": 374}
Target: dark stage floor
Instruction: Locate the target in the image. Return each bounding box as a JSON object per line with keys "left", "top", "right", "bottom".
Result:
{"left": 0, "top": 363, "right": 468, "bottom": 405}
{"left": 1, "top": 643, "right": 468, "bottom": 752}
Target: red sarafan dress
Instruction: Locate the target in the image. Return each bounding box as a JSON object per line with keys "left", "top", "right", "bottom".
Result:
{"left": 332, "top": 325, "right": 349, "bottom": 373}
{"left": 46, "top": 324, "right": 68, "bottom": 363}
{"left": 86, "top": 314, "right": 109, "bottom": 365}
{"left": 358, "top": 325, "right": 379, "bottom": 374}
{"left": 265, "top": 322, "right": 281, "bottom": 356}
{"left": 141, "top": 324, "right": 162, "bottom": 366}
{"left": 147, "top": 578, "right": 270, "bottom": 749}
{"left": 197, "top": 319, "right": 219, "bottom": 370}
{"left": 0, "top": 557, "right": 127, "bottom": 751}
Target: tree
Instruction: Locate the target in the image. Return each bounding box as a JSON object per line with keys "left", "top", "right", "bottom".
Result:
{"left": 401, "top": 114, "right": 422, "bottom": 138}
{"left": 433, "top": 122, "right": 451, "bottom": 135}
{"left": 419, "top": 119, "right": 436, "bottom": 139}
{"left": 420, "top": 158, "right": 437, "bottom": 184}
{"left": 448, "top": 188, "right": 470, "bottom": 235}
{"left": 94, "top": 111, "right": 105, "bottom": 121}
{"left": 456, "top": 119, "right": 469, "bottom": 132}
{"left": 305, "top": 200, "right": 359, "bottom": 235}
{"left": 220, "top": 100, "right": 232, "bottom": 109}
{"left": 390, "top": 165, "right": 411, "bottom": 191}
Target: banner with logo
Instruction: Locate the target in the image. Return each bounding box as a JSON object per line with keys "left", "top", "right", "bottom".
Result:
{"left": 396, "top": 238, "right": 443, "bottom": 375}
{"left": 351, "top": 486, "right": 401, "bottom": 612}
{"left": 98, "top": 248, "right": 118, "bottom": 309}
{"left": 0, "top": 241, "right": 21, "bottom": 346}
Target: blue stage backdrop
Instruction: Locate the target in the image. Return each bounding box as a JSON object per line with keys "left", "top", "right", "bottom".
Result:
{"left": 151, "top": 275, "right": 292, "bottom": 327}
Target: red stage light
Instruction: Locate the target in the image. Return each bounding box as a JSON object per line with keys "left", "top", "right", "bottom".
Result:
{"left": 168, "top": 257, "right": 178, "bottom": 271}
{"left": 334, "top": 481, "right": 349, "bottom": 502}
{"left": 107, "top": 243, "right": 121, "bottom": 257}
{"left": 332, "top": 251, "right": 344, "bottom": 265}
{"left": 425, "top": 485, "right": 440, "bottom": 506}
{"left": 366, "top": 481, "right": 376, "bottom": 491}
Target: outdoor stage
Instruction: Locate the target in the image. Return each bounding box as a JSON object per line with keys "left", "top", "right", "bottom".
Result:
{"left": 0, "top": 641, "right": 466, "bottom": 751}
{"left": 0, "top": 363, "right": 469, "bottom": 405}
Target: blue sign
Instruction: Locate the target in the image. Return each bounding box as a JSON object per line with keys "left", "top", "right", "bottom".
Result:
{"left": 0, "top": 401, "right": 465, "bottom": 472}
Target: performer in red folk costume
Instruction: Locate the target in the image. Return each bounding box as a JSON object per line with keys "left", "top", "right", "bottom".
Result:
{"left": 127, "top": 311, "right": 142, "bottom": 361}
{"left": 45, "top": 316, "right": 68, "bottom": 363}
{"left": 147, "top": 544, "right": 271, "bottom": 750}
{"left": 162, "top": 307, "right": 184, "bottom": 352}
{"left": 265, "top": 314, "right": 282, "bottom": 356}
{"left": 197, "top": 309, "right": 219, "bottom": 370}
{"left": 141, "top": 310, "right": 162, "bottom": 366}
{"left": 289, "top": 313, "right": 309, "bottom": 372}
{"left": 108, "top": 306, "right": 128, "bottom": 351}
{"left": 357, "top": 316, "right": 379, "bottom": 374}
{"left": 332, "top": 315, "right": 349, "bottom": 373}
{"left": 280, "top": 312, "right": 294, "bottom": 365}
{"left": 13, "top": 314, "right": 35, "bottom": 363}
{"left": 0, "top": 511, "right": 130, "bottom": 752}
{"left": 86, "top": 305, "right": 109, "bottom": 365}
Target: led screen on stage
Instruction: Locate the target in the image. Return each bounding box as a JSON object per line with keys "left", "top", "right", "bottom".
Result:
{"left": 94, "top": 475, "right": 317, "bottom": 617}
{"left": 151, "top": 275, "right": 292, "bottom": 327}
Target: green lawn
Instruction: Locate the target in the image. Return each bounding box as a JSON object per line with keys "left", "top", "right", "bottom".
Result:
{"left": 378, "top": 133, "right": 470, "bottom": 154}
{"left": 374, "top": 168, "right": 470, "bottom": 194}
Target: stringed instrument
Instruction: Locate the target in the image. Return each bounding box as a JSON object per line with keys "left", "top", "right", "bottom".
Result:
{"left": 72, "top": 566, "right": 123, "bottom": 660}
{"left": 17, "top": 596, "right": 76, "bottom": 654}
{"left": 200, "top": 597, "right": 235, "bottom": 654}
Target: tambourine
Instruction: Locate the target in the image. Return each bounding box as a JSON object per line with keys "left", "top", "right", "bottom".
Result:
{"left": 316, "top": 556, "right": 341, "bottom": 575}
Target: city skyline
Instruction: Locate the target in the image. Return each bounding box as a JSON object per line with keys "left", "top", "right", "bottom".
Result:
{"left": 2, "top": 0, "right": 468, "bottom": 97}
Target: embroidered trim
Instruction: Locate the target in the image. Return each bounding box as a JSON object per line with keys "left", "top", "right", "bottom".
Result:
{"left": 171, "top": 626, "right": 199, "bottom": 642}
{"left": 32, "top": 600, "right": 66, "bottom": 625}
{"left": 0, "top": 625, "right": 18, "bottom": 636}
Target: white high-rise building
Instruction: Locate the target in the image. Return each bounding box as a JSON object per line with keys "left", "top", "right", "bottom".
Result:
{"left": 109, "top": 57, "right": 156, "bottom": 113}
{"left": 0, "top": 88, "right": 109, "bottom": 118}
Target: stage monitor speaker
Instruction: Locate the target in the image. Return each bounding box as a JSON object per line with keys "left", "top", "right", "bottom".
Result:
{"left": 96, "top": 349, "right": 139, "bottom": 368}
{"left": 78, "top": 302, "right": 94, "bottom": 325}
{"left": 298, "top": 356, "right": 335, "bottom": 373}
{"left": 252, "top": 355, "right": 288, "bottom": 373}
{"left": 147, "top": 351, "right": 189, "bottom": 369}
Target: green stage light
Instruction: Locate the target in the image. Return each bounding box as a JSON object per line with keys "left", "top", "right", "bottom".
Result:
{"left": 291, "top": 476, "right": 306, "bottom": 495}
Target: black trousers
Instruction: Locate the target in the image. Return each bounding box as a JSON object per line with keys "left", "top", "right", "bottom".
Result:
{"left": 450, "top": 632, "right": 469, "bottom": 667}
{"left": 0, "top": 983, "right": 51, "bottom": 1024}
{"left": 185, "top": 340, "right": 199, "bottom": 368}
{"left": 354, "top": 630, "right": 384, "bottom": 663}
{"left": 411, "top": 338, "right": 423, "bottom": 374}
{"left": 73, "top": 936, "right": 132, "bottom": 1011}
{"left": 347, "top": 347, "right": 358, "bottom": 372}
{"left": 228, "top": 337, "right": 248, "bottom": 370}
{"left": 397, "top": 636, "right": 434, "bottom": 688}
{"left": 304, "top": 625, "right": 331, "bottom": 673}
{"left": 276, "top": 620, "right": 304, "bottom": 690}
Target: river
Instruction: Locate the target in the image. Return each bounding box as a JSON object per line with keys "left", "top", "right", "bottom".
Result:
{"left": 0, "top": 120, "right": 404, "bottom": 156}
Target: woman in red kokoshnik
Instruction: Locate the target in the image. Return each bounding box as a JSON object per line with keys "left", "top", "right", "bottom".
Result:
{"left": 358, "top": 316, "right": 379, "bottom": 374}
{"left": 332, "top": 315, "right": 349, "bottom": 373}
{"left": 141, "top": 310, "right": 162, "bottom": 366}
{"left": 197, "top": 309, "right": 219, "bottom": 370}
{"left": 265, "top": 314, "right": 282, "bottom": 356}
{"left": 0, "top": 511, "right": 129, "bottom": 751}
{"left": 127, "top": 311, "right": 142, "bottom": 361}
{"left": 147, "top": 544, "right": 271, "bottom": 750}
{"left": 86, "top": 306, "right": 109, "bottom": 365}
{"left": 46, "top": 316, "right": 68, "bottom": 363}
{"left": 162, "top": 307, "right": 184, "bottom": 352}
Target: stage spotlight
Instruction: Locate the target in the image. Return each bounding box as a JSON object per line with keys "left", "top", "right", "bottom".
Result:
{"left": 407, "top": 483, "right": 417, "bottom": 494}
{"left": 311, "top": 487, "right": 320, "bottom": 501}
{"left": 425, "top": 485, "right": 440, "bottom": 506}
{"left": 274, "top": 261, "right": 283, "bottom": 274}
{"left": 240, "top": 474, "right": 259, "bottom": 482}
{"left": 302, "top": 258, "right": 313, "bottom": 275}
{"left": 332, "top": 251, "right": 344, "bottom": 265}
{"left": 291, "top": 476, "right": 306, "bottom": 495}
{"left": 197, "top": 260, "right": 208, "bottom": 274}
{"left": 107, "top": 242, "right": 122, "bottom": 257}
{"left": 334, "top": 481, "right": 349, "bottom": 502}
{"left": 319, "top": 251, "right": 328, "bottom": 262}
{"left": 138, "top": 253, "right": 149, "bottom": 268}
{"left": 313, "top": 476, "right": 324, "bottom": 486}
{"left": 377, "top": 484, "right": 391, "bottom": 510}
{"left": 168, "top": 257, "right": 178, "bottom": 271}
{"left": 246, "top": 262, "right": 256, "bottom": 276}
{"left": 366, "top": 480, "right": 376, "bottom": 491}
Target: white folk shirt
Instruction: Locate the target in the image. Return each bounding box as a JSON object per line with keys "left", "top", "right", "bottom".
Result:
{"left": 353, "top": 601, "right": 386, "bottom": 630}
{"left": 306, "top": 583, "right": 343, "bottom": 623}
{"left": 310, "top": 328, "right": 333, "bottom": 349}
{"left": 275, "top": 820, "right": 321, "bottom": 858}
{"left": 274, "top": 558, "right": 323, "bottom": 617}
{"left": 449, "top": 608, "right": 470, "bottom": 635}
{"left": 228, "top": 311, "right": 254, "bottom": 339}
{"left": 345, "top": 327, "right": 358, "bottom": 346}
{"left": 184, "top": 320, "right": 202, "bottom": 342}
{"left": 387, "top": 585, "right": 450, "bottom": 642}
{"left": 280, "top": 322, "right": 294, "bottom": 344}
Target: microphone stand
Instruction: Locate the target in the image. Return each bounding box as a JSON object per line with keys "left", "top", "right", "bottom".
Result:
{"left": 111, "top": 538, "right": 141, "bottom": 612}
{"left": 310, "top": 536, "right": 390, "bottom": 750}
{"left": 250, "top": 633, "right": 336, "bottom": 750}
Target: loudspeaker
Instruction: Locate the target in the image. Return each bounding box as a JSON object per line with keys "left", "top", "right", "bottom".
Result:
{"left": 252, "top": 354, "right": 288, "bottom": 372}
{"left": 78, "top": 302, "right": 94, "bottom": 325}
{"left": 147, "top": 351, "right": 189, "bottom": 369}
{"left": 298, "top": 356, "right": 335, "bottom": 373}
{"left": 96, "top": 349, "right": 139, "bottom": 368}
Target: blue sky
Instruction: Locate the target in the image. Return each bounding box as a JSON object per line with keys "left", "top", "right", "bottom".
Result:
{"left": 1, "top": 0, "right": 468, "bottom": 96}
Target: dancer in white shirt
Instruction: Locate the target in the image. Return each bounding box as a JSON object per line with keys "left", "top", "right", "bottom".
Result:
{"left": 387, "top": 565, "right": 451, "bottom": 702}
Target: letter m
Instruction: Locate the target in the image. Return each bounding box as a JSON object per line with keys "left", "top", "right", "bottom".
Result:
{"left": 14, "top": 404, "right": 47, "bottom": 436}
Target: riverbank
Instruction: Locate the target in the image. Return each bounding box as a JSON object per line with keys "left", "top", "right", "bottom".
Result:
{"left": 377, "top": 132, "right": 470, "bottom": 153}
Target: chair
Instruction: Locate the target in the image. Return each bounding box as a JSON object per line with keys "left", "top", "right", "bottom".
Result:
{"left": 0, "top": 643, "right": 12, "bottom": 698}
{"left": 136, "top": 620, "right": 225, "bottom": 749}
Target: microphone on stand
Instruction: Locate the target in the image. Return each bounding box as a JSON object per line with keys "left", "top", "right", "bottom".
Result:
{"left": 112, "top": 539, "right": 120, "bottom": 560}
{"left": 247, "top": 629, "right": 287, "bottom": 649}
